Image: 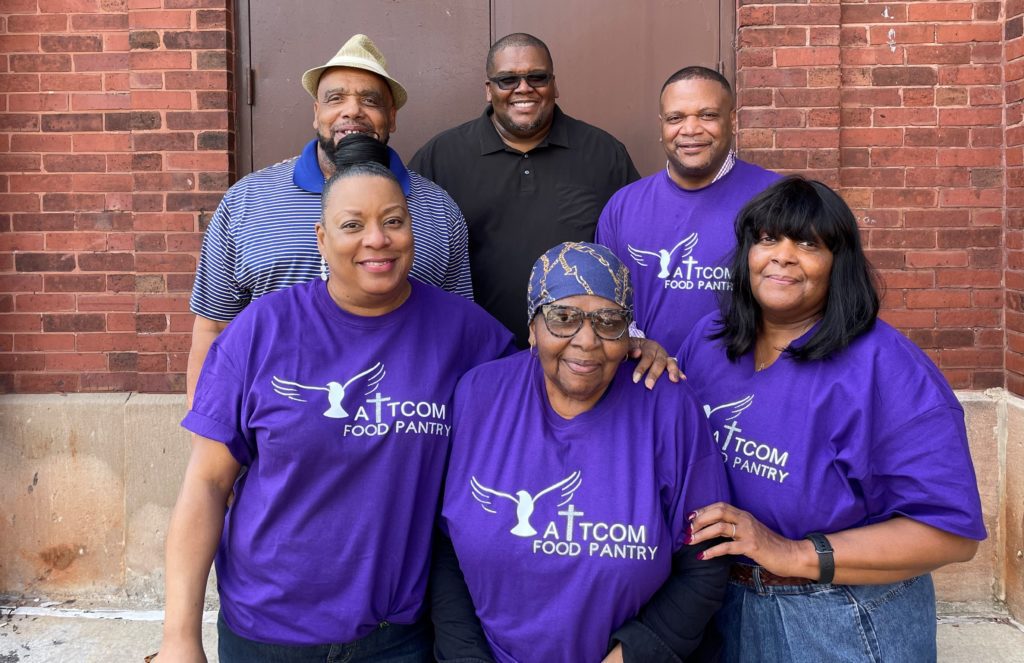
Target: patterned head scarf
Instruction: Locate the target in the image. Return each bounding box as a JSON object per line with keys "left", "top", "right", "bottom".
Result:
{"left": 527, "top": 242, "right": 633, "bottom": 324}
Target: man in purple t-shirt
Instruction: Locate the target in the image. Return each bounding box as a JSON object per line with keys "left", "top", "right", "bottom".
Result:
{"left": 596, "top": 66, "right": 779, "bottom": 353}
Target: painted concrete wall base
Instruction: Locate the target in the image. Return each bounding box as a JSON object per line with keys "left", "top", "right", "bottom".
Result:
{"left": 1, "top": 390, "right": 1021, "bottom": 618}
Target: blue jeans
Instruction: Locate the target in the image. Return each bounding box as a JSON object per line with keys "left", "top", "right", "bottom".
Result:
{"left": 217, "top": 612, "right": 433, "bottom": 663}
{"left": 717, "top": 570, "right": 936, "bottom": 663}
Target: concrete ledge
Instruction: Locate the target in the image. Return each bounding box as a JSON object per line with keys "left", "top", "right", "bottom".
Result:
{"left": 1, "top": 394, "right": 131, "bottom": 599}
{"left": 1004, "top": 391, "right": 1024, "bottom": 619}
{"left": 0, "top": 389, "right": 1021, "bottom": 620}
{"left": 932, "top": 392, "right": 1001, "bottom": 605}
{"left": 123, "top": 393, "right": 192, "bottom": 602}
{"left": 0, "top": 393, "right": 200, "bottom": 606}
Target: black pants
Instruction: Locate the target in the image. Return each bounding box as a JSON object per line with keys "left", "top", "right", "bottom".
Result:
{"left": 217, "top": 612, "right": 433, "bottom": 663}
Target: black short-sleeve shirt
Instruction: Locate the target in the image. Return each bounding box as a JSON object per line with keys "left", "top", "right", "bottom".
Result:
{"left": 410, "top": 106, "right": 639, "bottom": 345}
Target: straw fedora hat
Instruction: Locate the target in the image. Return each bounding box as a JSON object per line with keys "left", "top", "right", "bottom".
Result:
{"left": 301, "top": 34, "right": 408, "bottom": 109}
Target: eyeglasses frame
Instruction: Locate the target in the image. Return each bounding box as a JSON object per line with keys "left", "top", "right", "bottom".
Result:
{"left": 539, "top": 304, "right": 633, "bottom": 341}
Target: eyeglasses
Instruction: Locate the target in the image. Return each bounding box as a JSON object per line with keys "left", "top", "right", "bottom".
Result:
{"left": 487, "top": 73, "right": 553, "bottom": 90}
{"left": 540, "top": 305, "right": 632, "bottom": 341}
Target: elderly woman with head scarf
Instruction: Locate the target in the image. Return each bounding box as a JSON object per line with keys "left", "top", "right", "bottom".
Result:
{"left": 155, "top": 136, "right": 514, "bottom": 662}
{"left": 678, "top": 177, "right": 986, "bottom": 662}
{"left": 431, "top": 242, "right": 730, "bottom": 663}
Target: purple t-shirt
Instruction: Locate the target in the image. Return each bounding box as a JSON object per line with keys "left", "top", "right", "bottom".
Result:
{"left": 183, "top": 279, "right": 514, "bottom": 646}
{"left": 677, "top": 314, "right": 986, "bottom": 542}
{"left": 441, "top": 352, "right": 727, "bottom": 663}
{"left": 596, "top": 162, "right": 779, "bottom": 353}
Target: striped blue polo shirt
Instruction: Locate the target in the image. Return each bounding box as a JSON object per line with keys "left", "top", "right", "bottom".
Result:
{"left": 190, "top": 140, "right": 473, "bottom": 322}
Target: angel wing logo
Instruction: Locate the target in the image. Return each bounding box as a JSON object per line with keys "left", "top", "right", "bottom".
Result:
{"left": 470, "top": 471, "right": 582, "bottom": 537}
{"left": 703, "top": 394, "right": 754, "bottom": 421}
{"left": 271, "top": 362, "right": 386, "bottom": 419}
{"left": 627, "top": 233, "right": 699, "bottom": 279}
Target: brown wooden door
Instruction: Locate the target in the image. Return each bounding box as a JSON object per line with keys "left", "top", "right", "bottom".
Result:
{"left": 236, "top": 0, "right": 492, "bottom": 174}
{"left": 490, "top": 0, "right": 731, "bottom": 176}
{"left": 236, "top": 0, "right": 731, "bottom": 178}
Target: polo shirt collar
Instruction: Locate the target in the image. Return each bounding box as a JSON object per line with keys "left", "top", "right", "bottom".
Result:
{"left": 477, "top": 104, "right": 569, "bottom": 155}
{"left": 293, "top": 138, "right": 411, "bottom": 196}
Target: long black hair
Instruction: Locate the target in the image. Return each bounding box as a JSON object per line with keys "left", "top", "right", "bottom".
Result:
{"left": 321, "top": 133, "right": 400, "bottom": 216}
{"left": 712, "top": 176, "right": 880, "bottom": 362}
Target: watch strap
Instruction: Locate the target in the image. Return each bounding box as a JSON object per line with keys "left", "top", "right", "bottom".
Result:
{"left": 804, "top": 532, "right": 835, "bottom": 584}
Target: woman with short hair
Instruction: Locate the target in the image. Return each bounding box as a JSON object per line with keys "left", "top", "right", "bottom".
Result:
{"left": 680, "top": 176, "right": 986, "bottom": 662}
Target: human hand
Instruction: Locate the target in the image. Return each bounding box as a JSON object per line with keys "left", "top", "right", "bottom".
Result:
{"left": 148, "top": 636, "right": 208, "bottom": 663}
{"left": 687, "top": 502, "right": 812, "bottom": 579}
{"left": 601, "top": 643, "right": 625, "bottom": 663}
{"left": 628, "top": 338, "right": 683, "bottom": 389}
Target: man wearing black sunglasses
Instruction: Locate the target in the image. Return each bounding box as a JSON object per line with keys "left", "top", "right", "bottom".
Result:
{"left": 410, "top": 33, "right": 640, "bottom": 349}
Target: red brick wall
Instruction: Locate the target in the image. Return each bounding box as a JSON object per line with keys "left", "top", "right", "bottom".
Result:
{"left": 1008, "top": 0, "right": 1024, "bottom": 394}
{"left": 0, "top": 0, "right": 232, "bottom": 393}
{"left": 0, "top": 0, "right": 1017, "bottom": 394}
{"left": 736, "top": 0, "right": 1006, "bottom": 391}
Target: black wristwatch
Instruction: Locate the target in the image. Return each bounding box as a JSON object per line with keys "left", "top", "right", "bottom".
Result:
{"left": 804, "top": 532, "right": 835, "bottom": 584}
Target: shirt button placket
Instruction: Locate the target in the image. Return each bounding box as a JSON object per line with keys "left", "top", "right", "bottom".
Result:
{"left": 520, "top": 153, "right": 535, "bottom": 193}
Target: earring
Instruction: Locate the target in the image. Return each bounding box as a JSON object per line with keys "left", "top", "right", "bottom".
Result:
{"left": 529, "top": 343, "right": 537, "bottom": 358}
{"left": 320, "top": 257, "right": 328, "bottom": 282}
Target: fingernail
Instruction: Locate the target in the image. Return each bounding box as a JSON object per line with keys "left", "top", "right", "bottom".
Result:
{"left": 682, "top": 534, "right": 691, "bottom": 545}
{"left": 697, "top": 551, "right": 705, "bottom": 560}
{"left": 687, "top": 511, "right": 697, "bottom": 521}
{"left": 633, "top": 372, "right": 641, "bottom": 383}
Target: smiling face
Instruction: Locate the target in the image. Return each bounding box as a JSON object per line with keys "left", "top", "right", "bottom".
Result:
{"left": 659, "top": 77, "right": 735, "bottom": 190}
{"left": 529, "top": 294, "right": 629, "bottom": 419}
{"left": 486, "top": 45, "right": 558, "bottom": 150}
{"left": 316, "top": 173, "right": 413, "bottom": 315}
{"left": 313, "top": 67, "right": 397, "bottom": 166}
{"left": 748, "top": 232, "right": 834, "bottom": 325}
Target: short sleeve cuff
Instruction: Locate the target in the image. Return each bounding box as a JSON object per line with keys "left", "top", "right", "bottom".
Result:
{"left": 181, "top": 410, "right": 250, "bottom": 465}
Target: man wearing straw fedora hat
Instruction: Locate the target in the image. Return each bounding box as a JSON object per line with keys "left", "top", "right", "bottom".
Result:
{"left": 186, "top": 34, "right": 472, "bottom": 402}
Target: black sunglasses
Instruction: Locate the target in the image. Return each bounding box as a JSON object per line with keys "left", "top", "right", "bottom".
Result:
{"left": 540, "top": 305, "right": 632, "bottom": 341}
{"left": 487, "top": 73, "right": 554, "bottom": 91}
